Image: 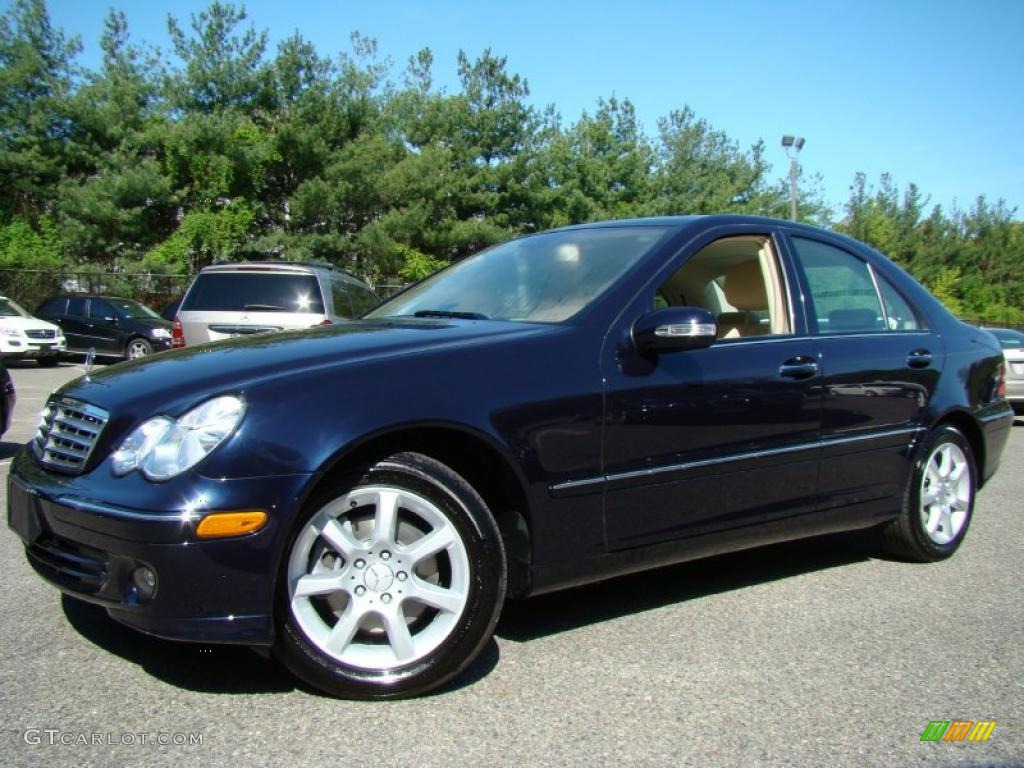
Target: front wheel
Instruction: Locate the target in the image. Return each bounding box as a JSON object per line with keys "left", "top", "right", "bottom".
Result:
{"left": 882, "top": 425, "right": 976, "bottom": 561}
{"left": 275, "top": 452, "right": 506, "bottom": 699}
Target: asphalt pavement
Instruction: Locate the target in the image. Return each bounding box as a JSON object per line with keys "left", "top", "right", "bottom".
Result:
{"left": 1, "top": 359, "right": 1021, "bottom": 767}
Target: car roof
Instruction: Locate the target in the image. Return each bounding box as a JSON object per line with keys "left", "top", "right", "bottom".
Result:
{"left": 40, "top": 295, "right": 136, "bottom": 301}
{"left": 199, "top": 260, "right": 355, "bottom": 276}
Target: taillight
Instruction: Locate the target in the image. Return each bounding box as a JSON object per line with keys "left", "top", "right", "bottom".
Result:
{"left": 172, "top": 317, "right": 185, "bottom": 348}
{"left": 995, "top": 361, "right": 1007, "bottom": 399}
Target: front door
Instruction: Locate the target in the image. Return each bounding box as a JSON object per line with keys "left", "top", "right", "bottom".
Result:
{"left": 601, "top": 227, "right": 823, "bottom": 551}
{"left": 85, "top": 298, "right": 124, "bottom": 354}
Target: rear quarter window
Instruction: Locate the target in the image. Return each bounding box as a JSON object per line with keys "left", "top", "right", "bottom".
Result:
{"left": 182, "top": 273, "right": 325, "bottom": 313}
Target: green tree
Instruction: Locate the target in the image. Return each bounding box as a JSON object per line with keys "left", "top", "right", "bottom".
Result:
{"left": 0, "top": 0, "right": 80, "bottom": 221}
{"left": 165, "top": 1, "right": 271, "bottom": 115}
{"left": 652, "top": 106, "right": 777, "bottom": 216}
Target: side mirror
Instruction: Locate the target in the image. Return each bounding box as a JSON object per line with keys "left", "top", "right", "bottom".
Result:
{"left": 633, "top": 307, "right": 717, "bottom": 354}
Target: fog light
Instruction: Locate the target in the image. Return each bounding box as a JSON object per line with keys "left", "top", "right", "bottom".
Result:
{"left": 132, "top": 566, "right": 157, "bottom": 599}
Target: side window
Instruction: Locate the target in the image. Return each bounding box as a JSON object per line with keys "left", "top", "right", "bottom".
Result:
{"left": 346, "top": 280, "right": 379, "bottom": 317}
{"left": 37, "top": 298, "right": 65, "bottom": 315}
{"left": 329, "top": 276, "right": 355, "bottom": 318}
{"left": 330, "top": 275, "right": 379, "bottom": 318}
{"left": 88, "top": 299, "right": 114, "bottom": 320}
{"left": 791, "top": 238, "right": 884, "bottom": 334}
{"left": 66, "top": 296, "right": 86, "bottom": 317}
{"left": 656, "top": 234, "right": 790, "bottom": 339}
{"left": 877, "top": 275, "right": 921, "bottom": 331}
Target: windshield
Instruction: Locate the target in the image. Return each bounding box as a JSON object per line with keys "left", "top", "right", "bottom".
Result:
{"left": 108, "top": 299, "right": 161, "bottom": 319}
{"left": 367, "top": 226, "right": 670, "bottom": 323}
{"left": 0, "top": 297, "right": 31, "bottom": 318}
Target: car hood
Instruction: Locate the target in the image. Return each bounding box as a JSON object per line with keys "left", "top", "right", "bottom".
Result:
{"left": 56, "top": 318, "right": 554, "bottom": 414}
{"left": 0, "top": 315, "right": 62, "bottom": 333}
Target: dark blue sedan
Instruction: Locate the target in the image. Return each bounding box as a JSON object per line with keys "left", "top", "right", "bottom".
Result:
{"left": 7, "top": 216, "right": 1014, "bottom": 699}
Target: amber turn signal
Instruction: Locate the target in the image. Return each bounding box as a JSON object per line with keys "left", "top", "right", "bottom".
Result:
{"left": 196, "top": 510, "right": 268, "bottom": 538}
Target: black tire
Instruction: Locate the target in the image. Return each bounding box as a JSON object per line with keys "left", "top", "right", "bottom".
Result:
{"left": 125, "top": 337, "right": 152, "bottom": 360}
{"left": 274, "top": 452, "right": 506, "bottom": 699}
{"left": 881, "top": 425, "right": 976, "bottom": 562}
{"left": 37, "top": 356, "right": 59, "bottom": 367}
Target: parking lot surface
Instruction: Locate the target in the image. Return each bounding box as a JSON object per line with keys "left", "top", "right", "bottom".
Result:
{"left": 2, "top": 360, "right": 1022, "bottom": 767}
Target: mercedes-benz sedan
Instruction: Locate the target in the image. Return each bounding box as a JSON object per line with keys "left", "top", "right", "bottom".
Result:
{"left": 7, "top": 216, "right": 1014, "bottom": 699}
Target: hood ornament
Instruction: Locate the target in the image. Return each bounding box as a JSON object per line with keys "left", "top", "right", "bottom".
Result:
{"left": 83, "top": 347, "right": 96, "bottom": 381}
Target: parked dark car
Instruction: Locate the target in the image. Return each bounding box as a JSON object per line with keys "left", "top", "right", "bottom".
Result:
{"left": 35, "top": 295, "right": 173, "bottom": 361}
{"left": 8, "top": 216, "right": 1014, "bottom": 700}
{"left": 160, "top": 296, "right": 182, "bottom": 323}
{"left": 1, "top": 357, "right": 14, "bottom": 437}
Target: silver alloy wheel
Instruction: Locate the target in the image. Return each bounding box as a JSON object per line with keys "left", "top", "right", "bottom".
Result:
{"left": 127, "top": 339, "right": 151, "bottom": 359}
{"left": 287, "top": 485, "right": 471, "bottom": 670}
{"left": 919, "top": 441, "right": 971, "bottom": 545}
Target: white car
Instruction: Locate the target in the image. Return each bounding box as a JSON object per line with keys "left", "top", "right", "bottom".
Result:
{"left": 0, "top": 295, "right": 66, "bottom": 366}
{"left": 173, "top": 261, "right": 380, "bottom": 347}
{"left": 985, "top": 327, "right": 1024, "bottom": 413}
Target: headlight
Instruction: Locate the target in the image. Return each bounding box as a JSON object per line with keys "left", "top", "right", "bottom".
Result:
{"left": 2, "top": 327, "right": 22, "bottom": 338}
{"left": 150, "top": 328, "right": 172, "bottom": 339}
{"left": 111, "top": 395, "right": 245, "bottom": 481}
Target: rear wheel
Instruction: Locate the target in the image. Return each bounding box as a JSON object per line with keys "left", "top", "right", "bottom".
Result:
{"left": 125, "top": 338, "right": 152, "bottom": 360}
{"left": 882, "top": 425, "right": 976, "bottom": 561}
{"left": 275, "top": 452, "right": 506, "bottom": 699}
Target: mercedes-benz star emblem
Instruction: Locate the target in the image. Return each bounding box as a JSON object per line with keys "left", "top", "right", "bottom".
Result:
{"left": 363, "top": 563, "right": 395, "bottom": 593}
{"left": 83, "top": 347, "right": 96, "bottom": 381}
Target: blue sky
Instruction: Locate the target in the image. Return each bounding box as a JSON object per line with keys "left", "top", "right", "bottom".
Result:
{"left": 26, "top": 0, "right": 1024, "bottom": 218}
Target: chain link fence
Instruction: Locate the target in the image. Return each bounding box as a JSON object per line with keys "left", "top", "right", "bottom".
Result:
{"left": 1, "top": 269, "right": 192, "bottom": 314}
{"left": 0, "top": 270, "right": 407, "bottom": 313}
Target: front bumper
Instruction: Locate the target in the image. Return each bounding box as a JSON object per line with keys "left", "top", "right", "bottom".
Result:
{"left": 7, "top": 449, "right": 316, "bottom": 645}
{"left": 0, "top": 338, "right": 65, "bottom": 358}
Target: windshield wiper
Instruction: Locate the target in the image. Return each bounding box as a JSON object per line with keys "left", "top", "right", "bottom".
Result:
{"left": 413, "top": 310, "right": 490, "bottom": 320}
{"left": 243, "top": 303, "right": 287, "bottom": 311}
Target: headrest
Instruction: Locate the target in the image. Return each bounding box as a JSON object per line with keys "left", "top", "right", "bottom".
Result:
{"left": 723, "top": 260, "right": 768, "bottom": 311}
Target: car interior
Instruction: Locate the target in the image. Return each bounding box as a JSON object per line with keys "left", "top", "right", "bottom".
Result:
{"left": 656, "top": 235, "right": 791, "bottom": 338}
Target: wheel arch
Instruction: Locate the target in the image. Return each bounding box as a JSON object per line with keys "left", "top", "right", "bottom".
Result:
{"left": 300, "top": 423, "right": 533, "bottom": 598}
{"left": 931, "top": 409, "right": 986, "bottom": 487}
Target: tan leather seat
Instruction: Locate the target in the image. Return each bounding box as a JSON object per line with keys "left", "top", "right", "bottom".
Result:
{"left": 718, "top": 260, "right": 768, "bottom": 338}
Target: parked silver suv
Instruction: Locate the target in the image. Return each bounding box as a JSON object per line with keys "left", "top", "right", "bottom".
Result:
{"left": 173, "top": 261, "right": 379, "bottom": 347}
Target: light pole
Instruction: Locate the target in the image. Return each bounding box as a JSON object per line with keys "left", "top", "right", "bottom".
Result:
{"left": 781, "top": 135, "right": 805, "bottom": 221}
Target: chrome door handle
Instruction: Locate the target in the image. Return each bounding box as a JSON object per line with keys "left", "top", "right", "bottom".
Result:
{"left": 780, "top": 357, "right": 819, "bottom": 379}
{"left": 907, "top": 349, "right": 932, "bottom": 368}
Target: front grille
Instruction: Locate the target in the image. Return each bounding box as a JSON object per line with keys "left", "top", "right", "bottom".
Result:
{"left": 27, "top": 534, "right": 109, "bottom": 591}
{"left": 32, "top": 398, "right": 109, "bottom": 474}
{"left": 25, "top": 329, "right": 57, "bottom": 339}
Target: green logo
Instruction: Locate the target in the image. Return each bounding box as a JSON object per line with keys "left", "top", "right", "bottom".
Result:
{"left": 921, "top": 721, "right": 996, "bottom": 742}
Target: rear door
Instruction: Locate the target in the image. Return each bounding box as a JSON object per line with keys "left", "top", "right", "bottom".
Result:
{"left": 53, "top": 296, "right": 90, "bottom": 351}
{"left": 783, "top": 233, "right": 943, "bottom": 516}
{"left": 178, "top": 270, "right": 327, "bottom": 345}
